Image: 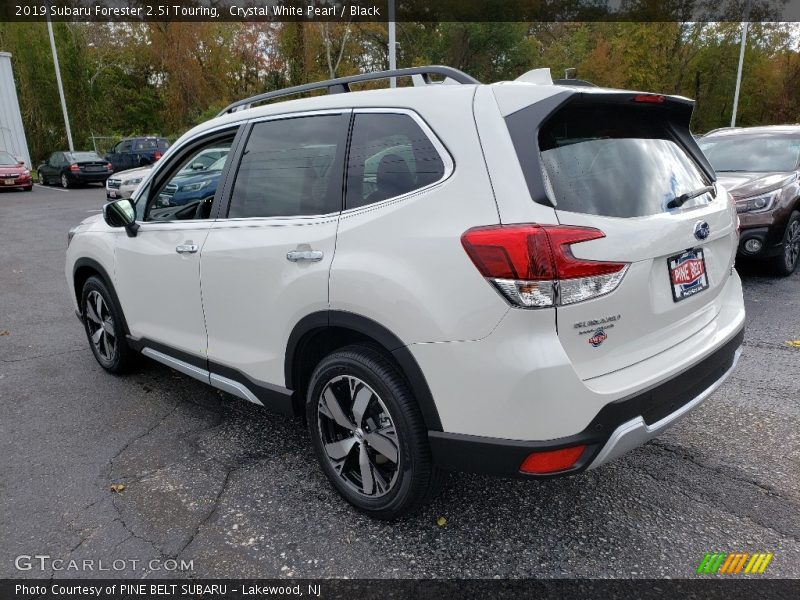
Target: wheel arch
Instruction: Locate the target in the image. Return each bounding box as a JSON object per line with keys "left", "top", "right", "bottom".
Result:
{"left": 73, "top": 258, "right": 131, "bottom": 336}
{"left": 286, "top": 311, "right": 443, "bottom": 432}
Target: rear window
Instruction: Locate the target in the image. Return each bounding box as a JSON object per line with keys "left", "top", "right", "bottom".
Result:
{"left": 537, "top": 106, "right": 711, "bottom": 217}
{"left": 67, "top": 152, "right": 103, "bottom": 162}
{"left": 134, "top": 139, "right": 159, "bottom": 151}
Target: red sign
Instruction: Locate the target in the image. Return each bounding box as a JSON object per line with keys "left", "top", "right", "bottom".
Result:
{"left": 671, "top": 258, "right": 705, "bottom": 285}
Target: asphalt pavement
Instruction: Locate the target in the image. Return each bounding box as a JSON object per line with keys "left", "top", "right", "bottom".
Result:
{"left": 1, "top": 183, "right": 798, "bottom": 579}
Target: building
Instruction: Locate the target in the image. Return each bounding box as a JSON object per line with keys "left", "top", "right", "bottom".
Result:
{"left": 0, "top": 51, "right": 31, "bottom": 168}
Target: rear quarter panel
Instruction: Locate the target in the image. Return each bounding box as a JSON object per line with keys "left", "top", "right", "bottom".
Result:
{"left": 329, "top": 90, "right": 508, "bottom": 344}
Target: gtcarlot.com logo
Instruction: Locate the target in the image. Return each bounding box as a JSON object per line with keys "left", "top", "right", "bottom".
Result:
{"left": 15, "top": 555, "right": 193, "bottom": 573}
{"left": 697, "top": 552, "right": 773, "bottom": 574}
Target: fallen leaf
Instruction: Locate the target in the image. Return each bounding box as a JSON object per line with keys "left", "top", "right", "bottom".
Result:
{"left": 436, "top": 516, "right": 447, "bottom": 527}
{"left": 786, "top": 340, "right": 800, "bottom": 348}
{"left": 110, "top": 483, "right": 126, "bottom": 493}
{"left": 0, "top": 331, "right": 9, "bottom": 336}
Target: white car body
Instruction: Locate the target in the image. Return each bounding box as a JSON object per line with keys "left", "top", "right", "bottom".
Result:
{"left": 66, "top": 67, "right": 745, "bottom": 513}
{"left": 105, "top": 165, "right": 151, "bottom": 200}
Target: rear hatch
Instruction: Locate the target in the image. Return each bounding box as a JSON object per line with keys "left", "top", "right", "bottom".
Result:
{"left": 525, "top": 93, "right": 738, "bottom": 380}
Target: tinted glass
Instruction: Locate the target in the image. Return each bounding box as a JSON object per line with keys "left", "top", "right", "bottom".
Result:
{"left": 134, "top": 139, "right": 161, "bottom": 151}
{"left": 228, "top": 115, "right": 343, "bottom": 218}
{"left": 699, "top": 134, "right": 800, "bottom": 172}
{"left": 346, "top": 113, "right": 445, "bottom": 209}
{"left": 537, "top": 106, "right": 710, "bottom": 218}
{"left": 0, "top": 151, "right": 17, "bottom": 165}
{"left": 67, "top": 152, "right": 103, "bottom": 162}
{"left": 145, "top": 136, "right": 235, "bottom": 222}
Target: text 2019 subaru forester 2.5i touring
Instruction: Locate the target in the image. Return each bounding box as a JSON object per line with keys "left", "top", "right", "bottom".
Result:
{"left": 66, "top": 66, "right": 745, "bottom": 519}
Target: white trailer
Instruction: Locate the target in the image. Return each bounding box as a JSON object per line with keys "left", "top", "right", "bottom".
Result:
{"left": 0, "top": 51, "right": 31, "bottom": 168}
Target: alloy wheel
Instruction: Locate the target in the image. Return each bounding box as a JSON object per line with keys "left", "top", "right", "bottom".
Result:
{"left": 317, "top": 375, "right": 400, "bottom": 498}
{"left": 61, "top": 174, "right": 69, "bottom": 189}
{"left": 785, "top": 219, "right": 800, "bottom": 271}
{"left": 85, "top": 290, "right": 117, "bottom": 363}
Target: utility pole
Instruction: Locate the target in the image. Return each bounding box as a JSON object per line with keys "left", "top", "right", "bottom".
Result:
{"left": 388, "top": 0, "right": 396, "bottom": 87}
{"left": 46, "top": 16, "right": 74, "bottom": 152}
{"left": 731, "top": 2, "right": 751, "bottom": 127}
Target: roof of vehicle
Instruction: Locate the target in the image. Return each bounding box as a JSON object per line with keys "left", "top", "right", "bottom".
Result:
{"left": 703, "top": 125, "right": 800, "bottom": 138}
{"left": 174, "top": 66, "right": 693, "bottom": 148}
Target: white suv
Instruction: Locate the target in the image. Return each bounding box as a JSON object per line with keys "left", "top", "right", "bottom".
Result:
{"left": 66, "top": 66, "right": 745, "bottom": 519}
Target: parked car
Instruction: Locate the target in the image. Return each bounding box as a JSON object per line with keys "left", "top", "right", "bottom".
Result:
{"left": 699, "top": 126, "right": 800, "bottom": 275}
{"left": 105, "top": 137, "right": 171, "bottom": 172}
{"left": 0, "top": 150, "right": 32, "bottom": 191}
{"left": 151, "top": 155, "right": 227, "bottom": 219}
{"left": 38, "top": 151, "right": 112, "bottom": 189}
{"left": 66, "top": 66, "right": 745, "bottom": 519}
{"left": 106, "top": 165, "right": 152, "bottom": 200}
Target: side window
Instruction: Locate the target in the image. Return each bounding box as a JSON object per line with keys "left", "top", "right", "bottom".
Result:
{"left": 145, "top": 136, "right": 235, "bottom": 222}
{"left": 48, "top": 153, "right": 59, "bottom": 167}
{"left": 345, "top": 113, "right": 445, "bottom": 210}
{"left": 118, "top": 140, "right": 133, "bottom": 153}
{"left": 227, "top": 114, "right": 345, "bottom": 218}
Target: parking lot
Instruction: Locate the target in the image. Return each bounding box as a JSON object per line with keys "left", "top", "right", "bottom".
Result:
{"left": 0, "top": 183, "right": 798, "bottom": 579}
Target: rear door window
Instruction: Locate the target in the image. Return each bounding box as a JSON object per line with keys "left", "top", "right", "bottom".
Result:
{"left": 227, "top": 114, "right": 346, "bottom": 218}
{"left": 345, "top": 113, "right": 446, "bottom": 210}
{"left": 537, "top": 105, "right": 711, "bottom": 217}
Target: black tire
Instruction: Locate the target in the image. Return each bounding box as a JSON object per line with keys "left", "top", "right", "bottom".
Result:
{"left": 80, "top": 276, "right": 138, "bottom": 374}
{"left": 772, "top": 210, "right": 800, "bottom": 276}
{"left": 306, "top": 345, "right": 443, "bottom": 520}
{"left": 23, "top": 186, "right": 32, "bottom": 192}
{"left": 61, "top": 173, "right": 71, "bottom": 189}
{"left": 38, "top": 171, "right": 47, "bottom": 185}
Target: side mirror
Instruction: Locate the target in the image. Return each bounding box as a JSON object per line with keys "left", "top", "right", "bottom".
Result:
{"left": 103, "top": 199, "right": 139, "bottom": 237}
{"left": 18, "top": 159, "right": 25, "bottom": 166}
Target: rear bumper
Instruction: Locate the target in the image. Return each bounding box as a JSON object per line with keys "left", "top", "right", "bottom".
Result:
{"left": 429, "top": 327, "right": 743, "bottom": 478}
{"left": 71, "top": 172, "right": 111, "bottom": 183}
{"left": 0, "top": 177, "right": 32, "bottom": 188}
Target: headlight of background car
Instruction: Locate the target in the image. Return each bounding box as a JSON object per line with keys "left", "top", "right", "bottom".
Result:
{"left": 180, "top": 180, "right": 209, "bottom": 192}
{"left": 123, "top": 177, "right": 142, "bottom": 186}
{"left": 735, "top": 189, "right": 780, "bottom": 214}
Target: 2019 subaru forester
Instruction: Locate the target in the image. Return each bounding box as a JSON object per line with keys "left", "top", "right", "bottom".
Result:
{"left": 66, "top": 66, "right": 745, "bottom": 519}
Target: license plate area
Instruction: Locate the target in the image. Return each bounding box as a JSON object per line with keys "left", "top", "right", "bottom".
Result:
{"left": 4, "top": 179, "right": 15, "bottom": 185}
{"left": 668, "top": 248, "right": 709, "bottom": 302}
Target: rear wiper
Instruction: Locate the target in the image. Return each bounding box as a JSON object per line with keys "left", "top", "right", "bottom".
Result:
{"left": 666, "top": 185, "right": 715, "bottom": 209}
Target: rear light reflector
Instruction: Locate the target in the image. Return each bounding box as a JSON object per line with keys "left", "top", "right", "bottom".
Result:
{"left": 106, "top": 162, "right": 113, "bottom": 171}
{"left": 520, "top": 445, "right": 587, "bottom": 474}
{"left": 461, "top": 224, "right": 629, "bottom": 308}
{"left": 69, "top": 163, "right": 80, "bottom": 171}
{"left": 154, "top": 151, "right": 162, "bottom": 160}
{"left": 633, "top": 94, "right": 665, "bottom": 103}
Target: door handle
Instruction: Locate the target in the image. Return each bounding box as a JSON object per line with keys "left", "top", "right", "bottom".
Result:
{"left": 286, "top": 249, "right": 324, "bottom": 262}
{"left": 176, "top": 244, "right": 199, "bottom": 254}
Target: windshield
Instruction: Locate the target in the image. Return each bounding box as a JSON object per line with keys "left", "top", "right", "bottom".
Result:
{"left": 538, "top": 106, "right": 711, "bottom": 217}
{"left": 699, "top": 134, "right": 800, "bottom": 172}
{"left": 0, "top": 151, "right": 19, "bottom": 166}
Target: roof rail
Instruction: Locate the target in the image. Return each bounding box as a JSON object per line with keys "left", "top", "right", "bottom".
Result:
{"left": 216, "top": 66, "right": 479, "bottom": 117}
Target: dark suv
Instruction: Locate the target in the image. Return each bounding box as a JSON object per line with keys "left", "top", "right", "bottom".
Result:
{"left": 699, "top": 126, "right": 800, "bottom": 275}
{"left": 105, "top": 137, "right": 171, "bottom": 173}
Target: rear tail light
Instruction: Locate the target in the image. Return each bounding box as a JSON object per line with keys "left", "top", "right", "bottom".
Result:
{"left": 154, "top": 151, "right": 162, "bottom": 161}
{"left": 520, "top": 445, "right": 587, "bottom": 474}
{"left": 633, "top": 94, "right": 665, "bottom": 103}
{"left": 461, "top": 224, "right": 629, "bottom": 308}
{"left": 69, "top": 163, "right": 80, "bottom": 172}
{"left": 106, "top": 162, "right": 113, "bottom": 171}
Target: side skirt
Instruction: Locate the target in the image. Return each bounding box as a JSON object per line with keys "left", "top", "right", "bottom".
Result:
{"left": 129, "top": 337, "right": 295, "bottom": 416}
